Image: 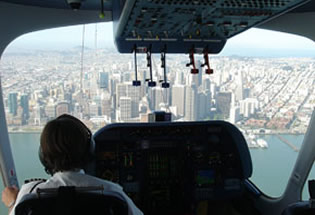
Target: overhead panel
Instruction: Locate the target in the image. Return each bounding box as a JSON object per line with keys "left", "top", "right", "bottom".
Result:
{"left": 113, "top": 0, "right": 309, "bottom": 54}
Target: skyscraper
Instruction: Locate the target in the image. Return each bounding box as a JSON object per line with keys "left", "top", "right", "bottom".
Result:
{"left": 171, "top": 85, "right": 185, "bottom": 117}
{"left": 89, "top": 102, "right": 99, "bottom": 117}
{"left": 175, "top": 71, "right": 184, "bottom": 85}
{"left": 197, "top": 60, "right": 203, "bottom": 88}
{"left": 32, "top": 104, "right": 43, "bottom": 126}
{"left": 8, "top": 92, "right": 18, "bottom": 116}
{"left": 229, "top": 106, "right": 241, "bottom": 124}
{"left": 127, "top": 85, "right": 140, "bottom": 118}
{"left": 116, "top": 83, "right": 128, "bottom": 109}
{"left": 240, "top": 98, "right": 259, "bottom": 118}
{"left": 235, "top": 71, "right": 244, "bottom": 101}
{"left": 197, "top": 90, "right": 211, "bottom": 120}
{"left": 185, "top": 85, "right": 197, "bottom": 121}
{"left": 202, "top": 78, "right": 211, "bottom": 91}
{"left": 20, "top": 94, "right": 29, "bottom": 123}
{"left": 154, "top": 87, "right": 165, "bottom": 111}
{"left": 45, "top": 103, "right": 56, "bottom": 120}
{"left": 101, "top": 93, "right": 112, "bottom": 118}
{"left": 120, "top": 97, "right": 132, "bottom": 121}
{"left": 216, "top": 92, "right": 232, "bottom": 119}
{"left": 197, "top": 92, "right": 206, "bottom": 120}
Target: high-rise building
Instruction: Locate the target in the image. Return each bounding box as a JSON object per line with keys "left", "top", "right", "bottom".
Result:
{"left": 197, "top": 92, "right": 206, "bottom": 120}
{"left": 127, "top": 85, "right": 141, "bottom": 103}
{"left": 240, "top": 98, "right": 259, "bottom": 118}
{"left": 148, "top": 87, "right": 170, "bottom": 111}
{"left": 99, "top": 72, "right": 109, "bottom": 89}
{"left": 216, "top": 92, "right": 232, "bottom": 118}
{"left": 116, "top": 83, "right": 128, "bottom": 109}
{"left": 127, "top": 85, "right": 140, "bottom": 118}
{"left": 197, "top": 60, "right": 203, "bottom": 87}
{"left": 175, "top": 71, "right": 184, "bottom": 85}
{"left": 197, "top": 90, "right": 211, "bottom": 120}
{"left": 8, "top": 92, "right": 18, "bottom": 116}
{"left": 202, "top": 78, "right": 211, "bottom": 91}
{"left": 229, "top": 106, "right": 241, "bottom": 124}
{"left": 45, "top": 103, "right": 56, "bottom": 119}
{"left": 123, "top": 72, "right": 132, "bottom": 82}
{"left": 147, "top": 88, "right": 155, "bottom": 111}
{"left": 20, "top": 94, "right": 29, "bottom": 122}
{"left": 185, "top": 85, "right": 197, "bottom": 121}
{"left": 89, "top": 102, "right": 99, "bottom": 117}
{"left": 31, "top": 104, "right": 44, "bottom": 126}
{"left": 235, "top": 71, "right": 244, "bottom": 101}
{"left": 109, "top": 78, "right": 117, "bottom": 97}
{"left": 205, "top": 90, "right": 211, "bottom": 116}
{"left": 101, "top": 93, "right": 112, "bottom": 118}
{"left": 210, "top": 82, "right": 216, "bottom": 100}
{"left": 131, "top": 100, "right": 139, "bottom": 118}
{"left": 120, "top": 97, "right": 132, "bottom": 121}
{"left": 171, "top": 85, "right": 185, "bottom": 117}
{"left": 244, "top": 88, "right": 250, "bottom": 99}
{"left": 154, "top": 87, "right": 165, "bottom": 111}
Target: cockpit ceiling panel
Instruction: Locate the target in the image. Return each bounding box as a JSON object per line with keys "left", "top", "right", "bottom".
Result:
{"left": 0, "top": 0, "right": 112, "bottom": 10}
{"left": 114, "top": 0, "right": 309, "bottom": 54}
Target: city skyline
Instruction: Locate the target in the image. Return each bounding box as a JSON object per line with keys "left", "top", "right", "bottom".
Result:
{"left": 1, "top": 48, "right": 314, "bottom": 136}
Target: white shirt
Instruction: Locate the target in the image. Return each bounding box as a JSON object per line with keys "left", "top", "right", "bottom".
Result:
{"left": 10, "top": 170, "right": 143, "bottom": 215}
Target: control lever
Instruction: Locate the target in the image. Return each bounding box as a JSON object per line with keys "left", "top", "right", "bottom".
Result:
{"left": 132, "top": 45, "right": 141, "bottom": 86}
{"left": 186, "top": 48, "right": 198, "bottom": 74}
{"left": 160, "top": 48, "right": 170, "bottom": 88}
{"left": 146, "top": 46, "right": 156, "bottom": 87}
{"left": 201, "top": 49, "right": 214, "bottom": 75}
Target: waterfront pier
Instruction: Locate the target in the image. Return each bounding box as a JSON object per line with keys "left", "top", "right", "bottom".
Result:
{"left": 275, "top": 134, "right": 299, "bottom": 152}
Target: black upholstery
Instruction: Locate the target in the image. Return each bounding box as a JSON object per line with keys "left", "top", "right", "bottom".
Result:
{"left": 282, "top": 180, "right": 315, "bottom": 215}
{"left": 15, "top": 186, "right": 128, "bottom": 215}
{"left": 282, "top": 201, "right": 315, "bottom": 215}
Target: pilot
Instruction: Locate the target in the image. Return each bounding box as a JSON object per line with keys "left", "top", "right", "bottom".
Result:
{"left": 2, "top": 114, "right": 143, "bottom": 215}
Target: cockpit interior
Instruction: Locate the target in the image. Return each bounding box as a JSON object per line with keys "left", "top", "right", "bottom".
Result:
{"left": 0, "top": 0, "right": 315, "bottom": 215}
{"left": 92, "top": 120, "right": 255, "bottom": 215}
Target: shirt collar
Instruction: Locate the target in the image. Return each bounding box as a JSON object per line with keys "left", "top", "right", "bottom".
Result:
{"left": 54, "top": 169, "right": 85, "bottom": 175}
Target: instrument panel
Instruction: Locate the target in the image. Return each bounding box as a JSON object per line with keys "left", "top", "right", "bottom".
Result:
{"left": 113, "top": 0, "right": 308, "bottom": 53}
{"left": 92, "top": 121, "right": 252, "bottom": 215}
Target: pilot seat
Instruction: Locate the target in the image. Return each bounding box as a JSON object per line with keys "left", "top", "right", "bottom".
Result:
{"left": 282, "top": 180, "right": 315, "bottom": 215}
{"left": 15, "top": 186, "right": 128, "bottom": 215}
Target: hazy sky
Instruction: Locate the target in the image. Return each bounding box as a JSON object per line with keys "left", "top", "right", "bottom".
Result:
{"left": 5, "top": 22, "right": 315, "bottom": 57}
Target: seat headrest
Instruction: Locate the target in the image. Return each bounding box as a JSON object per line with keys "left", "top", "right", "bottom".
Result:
{"left": 15, "top": 186, "right": 128, "bottom": 215}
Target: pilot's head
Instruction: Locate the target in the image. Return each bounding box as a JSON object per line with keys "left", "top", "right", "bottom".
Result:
{"left": 39, "top": 114, "right": 93, "bottom": 175}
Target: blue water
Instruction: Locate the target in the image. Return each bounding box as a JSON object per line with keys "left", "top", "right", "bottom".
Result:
{"left": 0, "top": 133, "right": 313, "bottom": 214}
{"left": 250, "top": 135, "right": 308, "bottom": 197}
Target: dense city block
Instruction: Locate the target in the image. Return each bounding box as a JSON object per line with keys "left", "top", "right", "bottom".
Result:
{"left": 1, "top": 48, "right": 314, "bottom": 134}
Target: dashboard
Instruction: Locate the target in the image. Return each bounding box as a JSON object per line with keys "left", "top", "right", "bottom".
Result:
{"left": 91, "top": 121, "right": 252, "bottom": 215}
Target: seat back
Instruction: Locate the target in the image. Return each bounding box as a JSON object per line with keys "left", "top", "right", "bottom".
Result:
{"left": 15, "top": 186, "right": 128, "bottom": 215}
{"left": 282, "top": 202, "right": 315, "bottom": 215}
{"left": 282, "top": 180, "right": 315, "bottom": 215}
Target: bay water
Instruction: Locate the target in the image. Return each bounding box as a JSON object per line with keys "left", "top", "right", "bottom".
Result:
{"left": 0, "top": 133, "right": 314, "bottom": 214}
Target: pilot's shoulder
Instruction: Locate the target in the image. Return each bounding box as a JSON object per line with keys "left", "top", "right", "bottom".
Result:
{"left": 18, "top": 178, "right": 47, "bottom": 195}
{"left": 24, "top": 178, "right": 47, "bottom": 184}
{"left": 87, "top": 174, "right": 123, "bottom": 190}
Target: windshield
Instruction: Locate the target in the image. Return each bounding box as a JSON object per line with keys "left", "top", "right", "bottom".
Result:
{"left": 0, "top": 23, "right": 315, "bottom": 214}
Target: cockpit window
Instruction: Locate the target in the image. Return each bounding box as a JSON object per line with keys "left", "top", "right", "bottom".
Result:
{"left": 0, "top": 23, "right": 315, "bottom": 210}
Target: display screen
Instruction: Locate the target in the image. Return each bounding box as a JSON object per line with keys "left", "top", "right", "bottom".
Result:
{"left": 196, "top": 170, "right": 215, "bottom": 186}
